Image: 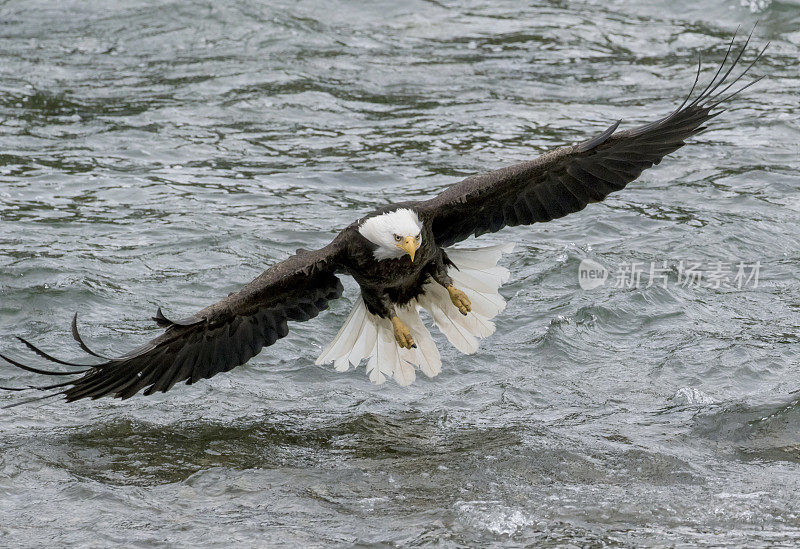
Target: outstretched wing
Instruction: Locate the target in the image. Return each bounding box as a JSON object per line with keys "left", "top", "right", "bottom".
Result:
{"left": 417, "top": 34, "right": 766, "bottom": 248}
{"left": 1, "top": 239, "right": 345, "bottom": 403}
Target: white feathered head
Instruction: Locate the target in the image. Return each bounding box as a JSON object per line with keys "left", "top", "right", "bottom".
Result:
{"left": 358, "top": 208, "right": 423, "bottom": 261}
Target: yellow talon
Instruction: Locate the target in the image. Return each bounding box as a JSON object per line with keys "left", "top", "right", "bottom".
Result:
{"left": 447, "top": 285, "right": 471, "bottom": 316}
{"left": 391, "top": 316, "right": 416, "bottom": 349}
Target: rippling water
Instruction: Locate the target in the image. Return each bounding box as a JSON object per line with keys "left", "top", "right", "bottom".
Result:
{"left": 1, "top": 1, "right": 799, "bottom": 546}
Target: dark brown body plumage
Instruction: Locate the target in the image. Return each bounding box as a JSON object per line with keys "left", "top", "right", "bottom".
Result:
{"left": 337, "top": 208, "right": 453, "bottom": 317}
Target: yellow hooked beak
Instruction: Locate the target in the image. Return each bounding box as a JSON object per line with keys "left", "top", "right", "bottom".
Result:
{"left": 396, "top": 236, "right": 420, "bottom": 262}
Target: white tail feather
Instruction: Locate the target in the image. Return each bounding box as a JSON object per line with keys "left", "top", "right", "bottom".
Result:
{"left": 367, "top": 321, "right": 397, "bottom": 384}
{"left": 395, "top": 304, "right": 442, "bottom": 378}
{"left": 316, "top": 298, "right": 367, "bottom": 369}
{"left": 316, "top": 242, "right": 513, "bottom": 385}
{"left": 349, "top": 313, "right": 377, "bottom": 368}
{"left": 445, "top": 243, "right": 514, "bottom": 270}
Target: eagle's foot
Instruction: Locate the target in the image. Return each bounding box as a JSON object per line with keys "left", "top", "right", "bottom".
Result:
{"left": 391, "top": 316, "right": 416, "bottom": 349}
{"left": 447, "top": 285, "right": 471, "bottom": 315}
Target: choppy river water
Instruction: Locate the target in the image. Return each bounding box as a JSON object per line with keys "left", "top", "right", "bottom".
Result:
{"left": 1, "top": 0, "right": 799, "bottom": 546}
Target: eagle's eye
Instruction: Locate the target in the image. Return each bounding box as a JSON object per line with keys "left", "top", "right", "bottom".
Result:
{"left": 394, "top": 234, "right": 402, "bottom": 242}
{"left": 415, "top": 233, "right": 421, "bottom": 241}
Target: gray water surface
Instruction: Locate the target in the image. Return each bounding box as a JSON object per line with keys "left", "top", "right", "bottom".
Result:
{"left": 1, "top": 1, "right": 799, "bottom": 547}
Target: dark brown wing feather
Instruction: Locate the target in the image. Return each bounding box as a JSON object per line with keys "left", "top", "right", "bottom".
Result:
{"left": 1, "top": 240, "right": 345, "bottom": 403}
{"left": 417, "top": 34, "right": 766, "bottom": 248}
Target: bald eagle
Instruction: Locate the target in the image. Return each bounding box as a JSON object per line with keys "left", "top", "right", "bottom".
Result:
{"left": 1, "top": 35, "right": 764, "bottom": 405}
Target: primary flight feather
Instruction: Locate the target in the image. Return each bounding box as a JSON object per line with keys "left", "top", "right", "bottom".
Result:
{"left": 1, "top": 34, "right": 765, "bottom": 405}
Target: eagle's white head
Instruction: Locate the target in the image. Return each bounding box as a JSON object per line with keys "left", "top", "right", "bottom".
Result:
{"left": 358, "top": 208, "right": 423, "bottom": 261}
